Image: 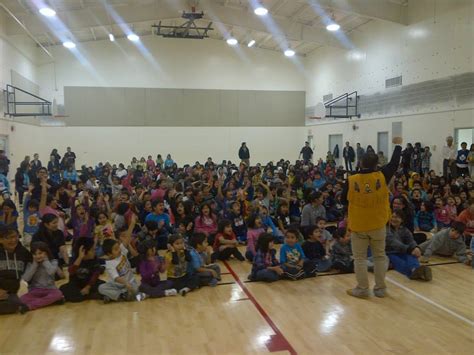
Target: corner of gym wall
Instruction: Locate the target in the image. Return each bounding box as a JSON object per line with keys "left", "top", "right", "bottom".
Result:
{"left": 303, "top": 0, "right": 474, "bottom": 173}
{"left": 0, "top": 10, "right": 39, "bottom": 108}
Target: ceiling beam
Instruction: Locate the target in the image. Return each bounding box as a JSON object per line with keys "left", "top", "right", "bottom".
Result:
{"left": 5, "top": 0, "right": 348, "bottom": 48}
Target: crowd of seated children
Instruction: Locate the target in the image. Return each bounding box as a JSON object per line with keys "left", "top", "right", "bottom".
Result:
{"left": 0, "top": 140, "right": 472, "bottom": 314}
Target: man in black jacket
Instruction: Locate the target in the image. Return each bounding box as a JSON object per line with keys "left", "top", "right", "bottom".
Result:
{"left": 343, "top": 142, "right": 356, "bottom": 172}
{"left": 238, "top": 142, "right": 250, "bottom": 166}
{"left": 0, "top": 226, "right": 32, "bottom": 314}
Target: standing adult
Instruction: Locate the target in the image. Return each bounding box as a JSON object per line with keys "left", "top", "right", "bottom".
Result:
{"left": 29, "top": 153, "right": 42, "bottom": 183}
{"left": 356, "top": 143, "right": 365, "bottom": 170}
{"left": 442, "top": 136, "right": 456, "bottom": 180}
{"left": 456, "top": 142, "right": 470, "bottom": 178}
{"left": 63, "top": 147, "right": 76, "bottom": 169}
{"left": 238, "top": 143, "right": 250, "bottom": 167}
{"left": 342, "top": 136, "right": 402, "bottom": 299}
{"left": 0, "top": 150, "right": 10, "bottom": 177}
{"left": 401, "top": 143, "right": 413, "bottom": 178}
{"left": 50, "top": 149, "right": 61, "bottom": 165}
{"left": 468, "top": 144, "right": 474, "bottom": 178}
{"left": 343, "top": 142, "right": 356, "bottom": 172}
{"left": 299, "top": 142, "right": 313, "bottom": 164}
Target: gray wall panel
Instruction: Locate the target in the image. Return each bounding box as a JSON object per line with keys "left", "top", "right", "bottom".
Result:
{"left": 65, "top": 87, "right": 305, "bottom": 126}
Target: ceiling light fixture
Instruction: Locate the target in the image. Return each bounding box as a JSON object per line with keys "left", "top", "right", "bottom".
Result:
{"left": 326, "top": 23, "right": 340, "bottom": 31}
{"left": 127, "top": 33, "right": 139, "bottom": 42}
{"left": 247, "top": 40, "right": 256, "bottom": 47}
{"left": 226, "top": 38, "right": 238, "bottom": 46}
{"left": 326, "top": 14, "right": 340, "bottom": 32}
{"left": 62, "top": 41, "right": 76, "bottom": 49}
{"left": 254, "top": 7, "right": 268, "bottom": 16}
{"left": 39, "top": 7, "right": 56, "bottom": 17}
{"left": 284, "top": 49, "right": 295, "bottom": 57}
{"left": 109, "top": 33, "right": 115, "bottom": 42}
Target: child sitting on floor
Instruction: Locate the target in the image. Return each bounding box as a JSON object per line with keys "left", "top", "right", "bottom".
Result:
{"left": 145, "top": 199, "right": 173, "bottom": 249}
{"left": 316, "top": 217, "right": 333, "bottom": 255}
{"left": 434, "top": 197, "right": 451, "bottom": 229}
{"left": 20, "top": 242, "right": 65, "bottom": 312}
{"left": 165, "top": 234, "right": 199, "bottom": 296}
{"left": 302, "top": 226, "right": 332, "bottom": 272}
{"left": 279, "top": 229, "right": 317, "bottom": 280}
{"left": 331, "top": 228, "right": 354, "bottom": 273}
{"left": 386, "top": 210, "right": 432, "bottom": 281}
{"left": 414, "top": 201, "right": 437, "bottom": 232}
{"left": 137, "top": 239, "right": 177, "bottom": 298}
{"left": 99, "top": 238, "right": 145, "bottom": 303}
{"left": 22, "top": 193, "right": 40, "bottom": 249}
{"left": 0, "top": 226, "right": 32, "bottom": 315}
{"left": 189, "top": 233, "right": 221, "bottom": 287}
{"left": 60, "top": 237, "right": 105, "bottom": 302}
{"left": 228, "top": 201, "right": 247, "bottom": 243}
{"left": 213, "top": 219, "right": 245, "bottom": 261}
{"left": 248, "top": 233, "right": 283, "bottom": 282}
{"left": 245, "top": 214, "right": 265, "bottom": 261}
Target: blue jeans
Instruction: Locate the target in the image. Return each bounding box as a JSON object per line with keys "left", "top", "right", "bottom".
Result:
{"left": 388, "top": 253, "right": 420, "bottom": 278}
{"left": 314, "top": 258, "right": 332, "bottom": 272}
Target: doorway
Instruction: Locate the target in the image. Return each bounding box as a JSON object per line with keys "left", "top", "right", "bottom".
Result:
{"left": 377, "top": 132, "right": 389, "bottom": 161}
{"left": 455, "top": 128, "right": 474, "bottom": 150}
{"left": 329, "top": 134, "right": 343, "bottom": 166}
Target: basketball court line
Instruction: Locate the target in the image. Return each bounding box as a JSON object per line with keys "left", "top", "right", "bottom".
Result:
{"left": 223, "top": 261, "right": 298, "bottom": 355}
{"left": 386, "top": 276, "right": 474, "bottom": 327}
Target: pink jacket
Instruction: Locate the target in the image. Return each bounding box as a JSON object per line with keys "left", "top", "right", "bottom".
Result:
{"left": 246, "top": 228, "right": 265, "bottom": 255}
{"left": 194, "top": 215, "right": 217, "bottom": 236}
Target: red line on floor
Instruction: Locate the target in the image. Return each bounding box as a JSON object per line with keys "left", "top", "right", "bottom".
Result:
{"left": 223, "top": 261, "right": 297, "bottom": 355}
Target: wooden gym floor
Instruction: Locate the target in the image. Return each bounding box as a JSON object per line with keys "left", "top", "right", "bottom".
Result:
{"left": 0, "top": 248, "right": 473, "bottom": 355}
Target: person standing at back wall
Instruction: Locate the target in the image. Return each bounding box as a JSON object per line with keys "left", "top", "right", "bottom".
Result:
{"left": 238, "top": 142, "right": 250, "bottom": 167}
{"left": 343, "top": 142, "right": 355, "bottom": 172}
{"left": 342, "top": 136, "right": 403, "bottom": 299}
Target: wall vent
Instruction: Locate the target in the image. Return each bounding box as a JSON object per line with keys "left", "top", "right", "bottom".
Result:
{"left": 386, "top": 75, "right": 402, "bottom": 88}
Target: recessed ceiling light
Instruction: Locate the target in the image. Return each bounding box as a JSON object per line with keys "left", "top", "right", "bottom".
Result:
{"left": 326, "top": 23, "right": 340, "bottom": 31}
{"left": 39, "top": 7, "right": 56, "bottom": 17}
{"left": 62, "top": 41, "right": 76, "bottom": 49}
{"left": 127, "top": 33, "right": 139, "bottom": 42}
{"left": 226, "top": 38, "right": 238, "bottom": 46}
{"left": 247, "top": 40, "right": 256, "bottom": 47}
{"left": 109, "top": 33, "right": 115, "bottom": 42}
{"left": 254, "top": 7, "right": 268, "bottom": 16}
{"left": 284, "top": 49, "right": 295, "bottom": 57}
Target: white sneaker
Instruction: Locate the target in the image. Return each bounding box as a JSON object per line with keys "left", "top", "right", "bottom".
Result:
{"left": 179, "top": 287, "right": 191, "bottom": 296}
{"left": 165, "top": 289, "right": 178, "bottom": 297}
{"left": 136, "top": 292, "right": 148, "bottom": 302}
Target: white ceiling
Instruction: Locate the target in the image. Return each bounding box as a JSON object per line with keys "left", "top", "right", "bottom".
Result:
{"left": 1, "top": 0, "right": 409, "bottom": 56}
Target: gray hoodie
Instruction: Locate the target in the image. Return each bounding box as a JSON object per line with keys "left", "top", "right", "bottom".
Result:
{"left": 22, "top": 259, "right": 59, "bottom": 290}
{"left": 386, "top": 226, "right": 417, "bottom": 254}
{"left": 419, "top": 229, "right": 467, "bottom": 262}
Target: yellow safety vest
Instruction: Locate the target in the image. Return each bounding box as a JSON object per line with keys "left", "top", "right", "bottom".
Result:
{"left": 347, "top": 171, "right": 390, "bottom": 232}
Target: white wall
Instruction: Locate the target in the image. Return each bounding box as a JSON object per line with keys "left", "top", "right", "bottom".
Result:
{"left": 2, "top": 121, "right": 306, "bottom": 169}
{"left": 305, "top": 109, "right": 473, "bottom": 174}
{"left": 305, "top": 0, "right": 473, "bottom": 109}
{"left": 304, "top": 0, "right": 474, "bottom": 172}
{"left": 37, "top": 36, "right": 305, "bottom": 105}
{"left": 0, "top": 11, "right": 38, "bottom": 104}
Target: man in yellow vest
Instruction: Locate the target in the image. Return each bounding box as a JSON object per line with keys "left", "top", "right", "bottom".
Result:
{"left": 342, "top": 137, "right": 402, "bottom": 298}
